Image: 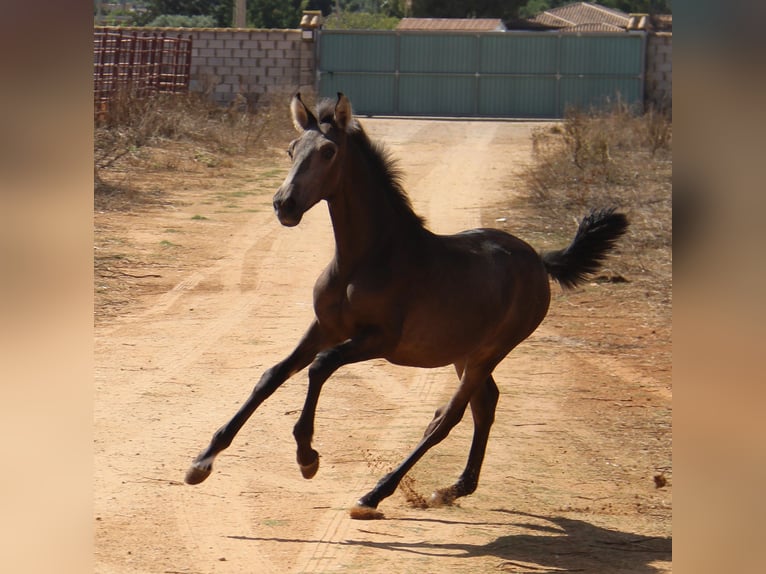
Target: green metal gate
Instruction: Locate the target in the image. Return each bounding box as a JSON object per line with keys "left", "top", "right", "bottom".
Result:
{"left": 317, "top": 30, "right": 645, "bottom": 118}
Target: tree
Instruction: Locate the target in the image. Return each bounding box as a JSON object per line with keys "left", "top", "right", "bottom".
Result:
{"left": 603, "top": 0, "right": 672, "bottom": 14}
{"left": 307, "top": 0, "right": 335, "bottom": 17}
{"left": 518, "top": 0, "right": 673, "bottom": 17}
{"left": 140, "top": 1, "right": 234, "bottom": 27}
{"left": 409, "top": 0, "right": 674, "bottom": 22}
{"left": 139, "top": 0, "right": 320, "bottom": 29}
{"left": 247, "top": 0, "right": 307, "bottom": 28}
{"left": 328, "top": 0, "right": 406, "bottom": 18}
{"left": 148, "top": 14, "right": 217, "bottom": 26}
{"left": 324, "top": 11, "right": 401, "bottom": 29}
{"left": 518, "top": 0, "right": 553, "bottom": 19}
{"left": 411, "top": 0, "right": 525, "bottom": 21}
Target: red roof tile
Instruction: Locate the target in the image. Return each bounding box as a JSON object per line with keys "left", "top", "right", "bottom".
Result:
{"left": 530, "top": 2, "right": 630, "bottom": 29}
{"left": 396, "top": 18, "right": 506, "bottom": 32}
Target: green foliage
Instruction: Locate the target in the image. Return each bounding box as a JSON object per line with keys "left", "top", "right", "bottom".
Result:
{"left": 601, "top": 0, "right": 672, "bottom": 14}
{"left": 117, "top": 0, "right": 674, "bottom": 31}
{"left": 147, "top": 14, "right": 217, "bottom": 27}
{"left": 247, "top": 0, "right": 307, "bottom": 28}
{"left": 324, "top": 11, "right": 401, "bottom": 30}
{"left": 518, "top": 0, "right": 555, "bottom": 18}
{"left": 307, "top": 0, "right": 335, "bottom": 15}
{"left": 518, "top": 0, "right": 672, "bottom": 18}
{"left": 408, "top": 0, "right": 672, "bottom": 21}
{"left": 140, "top": 0, "right": 234, "bottom": 27}
{"left": 411, "top": 0, "right": 524, "bottom": 20}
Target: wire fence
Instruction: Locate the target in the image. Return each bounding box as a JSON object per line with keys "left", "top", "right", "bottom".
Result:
{"left": 94, "top": 27, "right": 193, "bottom": 112}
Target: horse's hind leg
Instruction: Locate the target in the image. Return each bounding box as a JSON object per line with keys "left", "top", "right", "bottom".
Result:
{"left": 430, "top": 375, "right": 499, "bottom": 506}
{"left": 352, "top": 364, "right": 492, "bottom": 518}
{"left": 184, "top": 321, "right": 324, "bottom": 485}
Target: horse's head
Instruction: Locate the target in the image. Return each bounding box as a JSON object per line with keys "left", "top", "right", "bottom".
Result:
{"left": 273, "top": 92, "right": 353, "bottom": 227}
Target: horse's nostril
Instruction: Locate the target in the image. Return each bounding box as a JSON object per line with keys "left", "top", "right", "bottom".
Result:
{"left": 276, "top": 196, "right": 296, "bottom": 212}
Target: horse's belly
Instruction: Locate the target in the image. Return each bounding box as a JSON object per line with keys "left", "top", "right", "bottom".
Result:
{"left": 386, "top": 346, "right": 455, "bottom": 369}
{"left": 387, "top": 318, "right": 494, "bottom": 368}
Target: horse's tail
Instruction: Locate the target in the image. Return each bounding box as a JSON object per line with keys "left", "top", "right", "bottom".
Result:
{"left": 541, "top": 208, "right": 629, "bottom": 289}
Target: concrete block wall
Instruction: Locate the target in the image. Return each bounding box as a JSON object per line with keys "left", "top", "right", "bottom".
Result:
{"left": 190, "top": 28, "right": 316, "bottom": 105}
{"left": 646, "top": 32, "right": 672, "bottom": 110}
{"left": 138, "top": 27, "right": 317, "bottom": 107}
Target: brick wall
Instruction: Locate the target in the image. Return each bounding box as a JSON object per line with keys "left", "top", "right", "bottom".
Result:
{"left": 645, "top": 32, "right": 672, "bottom": 111}
{"left": 190, "top": 28, "right": 316, "bottom": 105}
{"left": 136, "top": 27, "right": 317, "bottom": 107}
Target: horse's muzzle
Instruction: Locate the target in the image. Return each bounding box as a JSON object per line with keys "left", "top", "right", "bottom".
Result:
{"left": 273, "top": 192, "right": 302, "bottom": 227}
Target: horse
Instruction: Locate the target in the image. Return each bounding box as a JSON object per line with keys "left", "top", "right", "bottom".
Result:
{"left": 185, "top": 92, "right": 628, "bottom": 519}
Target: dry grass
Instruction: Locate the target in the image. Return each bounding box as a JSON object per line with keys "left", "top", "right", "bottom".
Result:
{"left": 521, "top": 102, "right": 672, "bottom": 258}
{"left": 94, "top": 89, "right": 293, "bottom": 211}
{"left": 510, "top": 103, "right": 673, "bottom": 377}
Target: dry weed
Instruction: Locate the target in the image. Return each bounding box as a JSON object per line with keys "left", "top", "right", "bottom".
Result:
{"left": 522, "top": 103, "right": 672, "bottom": 254}
{"left": 513, "top": 103, "right": 672, "bottom": 376}
{"left": 94, "top": 88, "right": 294, "bottom": 207}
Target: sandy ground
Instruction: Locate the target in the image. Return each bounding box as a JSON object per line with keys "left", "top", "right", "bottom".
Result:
{"left": 94, "top": 117, "right": 671, "bottom": 573}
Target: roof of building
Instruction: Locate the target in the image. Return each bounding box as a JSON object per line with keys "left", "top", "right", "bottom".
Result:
{"left": 566, "top": 22, "right": 626, "bottom": 33}
{"left": 396, "top": 18, "right": 507, "bottom": 32}
{"left": 530, "top": 2, "right": 630, "bottom": 29}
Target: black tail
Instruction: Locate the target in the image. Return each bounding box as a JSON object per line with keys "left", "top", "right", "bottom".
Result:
{"left": 542, "top": 208, "right": 629, "bottom": 289}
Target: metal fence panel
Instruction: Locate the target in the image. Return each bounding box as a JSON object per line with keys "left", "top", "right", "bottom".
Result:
{"left": 479, "top": 76, "right": 558, "bottom": 117}
{"left": 559, "top": 77, "right": 642, "bottom": 115}
{"left": 399, "top": 34, "right": 477, "bottom": 74}
{"left": 560, "top": 35, "right": 644, "bottom": 75}
{"left": 318, "top": 30, "right": 645, "bottom": 118}
{"left": 399, "top": 75, "right": 476, "bottom": 116}
{"left": 319, "top": 73, "right": 397, "bottom": 115}
{"left": 319, "top": 32, "right": 397, "bottom": 73}
{"left": 479, "top": 34, "right": 558, "bottom": 75}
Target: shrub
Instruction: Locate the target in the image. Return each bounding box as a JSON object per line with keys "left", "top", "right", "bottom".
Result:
{"left": 147, "top": 14, "right": 217, "bottom": 28}
{"left": 94, "top": 88, "right": 290, "bottom": 194}
{"left": 521, "top": 102, "right": 672, "bottom": 254}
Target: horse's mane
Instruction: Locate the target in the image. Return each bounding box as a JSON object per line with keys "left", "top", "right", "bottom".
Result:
{"left": 316, "top": 99, "right": 426, "bottom": 228}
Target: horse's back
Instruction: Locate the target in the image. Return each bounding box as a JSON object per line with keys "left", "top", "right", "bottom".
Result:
{"left": 387, "top": 227, "right": 551, "bottom": 367}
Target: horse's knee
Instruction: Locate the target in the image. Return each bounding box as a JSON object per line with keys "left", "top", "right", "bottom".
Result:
{"left": 308, "top": 348, "right": 341, "bottom": 381}
{"left": 424, "top": 412, "right": 461, "bottom": 444}
{"left": 423, "top": 406, "right": 445, "bottom": 437}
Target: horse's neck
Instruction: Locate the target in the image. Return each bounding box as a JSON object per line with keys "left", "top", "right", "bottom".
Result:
{"left": 327, "top": 173, "right": 406, "bottom": 272}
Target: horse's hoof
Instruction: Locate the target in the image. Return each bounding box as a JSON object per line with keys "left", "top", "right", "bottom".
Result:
{"left": 429, "top": 487, "right": 457, "bottom": 507}
{"left": 185, "top": 462, "right": 212, "bottom": 485}
{"left": 349, "top": 503, "right": 384, "bottom": 520}
{"left": 299, "top": 457, "right": 319, "bottom": 479}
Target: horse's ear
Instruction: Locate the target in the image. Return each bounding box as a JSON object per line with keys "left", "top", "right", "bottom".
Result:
{"left": 290, "top": 92, "right": 317, "bottom": 132}
{"left": 334, "top": 92, "right": 353, "bottom": 131}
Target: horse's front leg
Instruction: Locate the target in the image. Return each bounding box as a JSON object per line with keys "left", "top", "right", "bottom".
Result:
{"left": 292, "top": 336, "right": 385, "bottom": 479}
{"left": 184, "top": 321, "right": 326, "bottom": 485}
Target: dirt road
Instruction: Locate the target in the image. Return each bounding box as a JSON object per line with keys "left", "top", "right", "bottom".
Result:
{"left": 95, "top": 118, "right": 672, "bottom": 573}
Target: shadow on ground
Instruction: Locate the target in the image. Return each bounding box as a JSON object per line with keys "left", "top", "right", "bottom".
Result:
{"left": 230, "top": 509, "right": 671, "bottom": 573}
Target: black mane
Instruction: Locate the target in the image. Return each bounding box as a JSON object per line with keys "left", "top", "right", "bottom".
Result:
{"left": 315, "top": 99, "right": 426, "bottom": 228}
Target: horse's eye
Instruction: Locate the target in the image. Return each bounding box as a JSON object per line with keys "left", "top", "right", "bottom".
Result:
{"left": 286, "top": 147, "right": 293, "bottom": 160}
{"left": 321, "top": 145, "right": 336, "bottom": 161}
